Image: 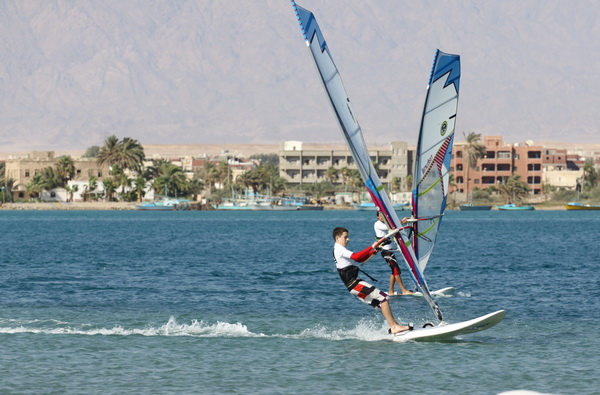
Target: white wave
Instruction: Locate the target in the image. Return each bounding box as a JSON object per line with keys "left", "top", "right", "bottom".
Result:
{"left": 285, "top": 319, "right": 391, "bottom": 342}
{"left": 0, "top": 316, "right": 265, "bottom": 338}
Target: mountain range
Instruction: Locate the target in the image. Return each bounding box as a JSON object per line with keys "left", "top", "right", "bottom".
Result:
{"left": 1, "top": 0, "right": 599, "bottom": 153}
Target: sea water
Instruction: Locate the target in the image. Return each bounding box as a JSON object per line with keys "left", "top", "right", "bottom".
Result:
{"left": 1, "top": 209, "right": 599, "bottom": 394}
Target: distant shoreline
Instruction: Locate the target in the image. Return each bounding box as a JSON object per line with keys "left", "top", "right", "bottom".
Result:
{"left": 0, "top": 202, "right": 568, "bottom": 211}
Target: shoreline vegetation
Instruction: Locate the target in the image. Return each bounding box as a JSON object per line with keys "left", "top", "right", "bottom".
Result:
{"left": 0, "top": 202, "right": 568, "bottom": 211}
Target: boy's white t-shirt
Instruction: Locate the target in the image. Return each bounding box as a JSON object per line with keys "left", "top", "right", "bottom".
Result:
{"left": 333, "top": 243, "right": 354, "bottom": 270}
{"left": 373, "top": 220, "right": 392, "bottom": 251}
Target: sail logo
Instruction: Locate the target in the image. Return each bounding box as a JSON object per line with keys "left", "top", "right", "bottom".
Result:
{"left": 440, "top": 121, "right": 448, "bottom": 136}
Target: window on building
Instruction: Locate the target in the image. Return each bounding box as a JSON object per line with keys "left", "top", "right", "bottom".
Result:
{"left": 486, "top": 151, "right": 496, "bottom": 159}
{"left": 25, "top": 171, "right": 30, "bottom": 177}
{"left": 97, "top": 172, "right": 102, "bottom": 178}
{"left": 456, "top": 176, "right": 463, "bottom": 184}
{"left": 498, "top": 151, "right": 511, "bottom": 159}
{"left": 456, "top": 164, "right": 462, "bottom": 171}
{"left": 497, "top": 164, "right": 510, "bottom": 171}
{"left": 456, "top": 151, "right": 463, "bottom": 158}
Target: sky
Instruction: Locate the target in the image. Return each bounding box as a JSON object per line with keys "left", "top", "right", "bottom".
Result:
{"left": 1, "top": 0, "right": 599, "bottom": 153}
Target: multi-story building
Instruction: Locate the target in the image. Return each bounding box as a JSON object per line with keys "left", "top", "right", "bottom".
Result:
{"left": 4, "top": 151, "right": 110, "bottom": 200}
{"left": 278, "top": 141, "right": 412, "bottom": 189}
{"left": 452, "top": 136, "right": 544, "bottom": 195}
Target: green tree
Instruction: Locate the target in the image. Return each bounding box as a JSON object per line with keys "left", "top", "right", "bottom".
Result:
{"left": 102, "top": 179, "right": 117, "bottom": 201}
{"left": 65, "top": 184, "right": 78, "bottom": 203}
{"left": 582, "top": 158, "right": 597, "bottom": 190}
{"left": 81, "top": 176, "right": 98, "bottom": 202}
{"left": 132, "top": 175, "right": 147, "bottom": 202}
{"left": 26, "top": 174, "right": 46, "bottom": 200}
{"left": 152, "top": 161, "right": 188, "bottom": 198}
{"left": 249, "top": 153, "right": 279, "bottom": 167}
{"left": 55, "top": 155, "right": 75, "bottom": 187}
{"left": 463, "top": 132, "right": 487, "bottom": 202}
{"left": 200, "top": 162, "right": 220, "bottom": 191}
{"left": 326, "top": 167, "right": 339, "bottom": 184}
{"left": 82, "top": 145, "right": 101, "bottom": 158}
{"left": 498, "top": 175, "right": 531, "bottom": 203}
{"left": 97, "top": 135, "right": 145, "bottom": 175}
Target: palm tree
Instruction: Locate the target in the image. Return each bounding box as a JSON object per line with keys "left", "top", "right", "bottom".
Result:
{"left": 65, "top": 184, "right": 78, "bottom": 202}
{"left": 118, "top": 137, "right": 145, "bottom": 174}
{"left": 498, "top": 175, "right": 530, "bottom": 203}
{"left": 201, "top": 162, "right": 220, "bottom": 191}
{"left": 340, "top": 167, "right": 351, "bottom": 191}
{"left": 217, "top": 161, "right": 232, "bottom": 189}
{"left": 26, "top": 174, "right": 46, "bottom": 200}
{"left": 97, "top": 135, "right": 121, "bottom": 169}
{"left": 582, "top": 158, "right": 597, "bottom": 190}
{"left": 326, "top": 166, "right": 339, "bottom": 184}
{"left": 55, "top": 156, "right": 75, "bottom": 187}
{"left": 152, "top": 162, "right": 188, "bottom": 198}
{"left": 2, "top": 177, "right": 16, "bottom": 203}
{"left": 82, "top": 176, "right": 98, "bottom": 202}
{"left": 132, "top": 175, "right": 147, "bottom": 202}
{"left": 102, "top": 179, "right": 117, "bottom": 201}
{"left": 97, "top": 135, "right": 145, "bottom": 175}
{"left": 463, "top": 132, "right": 487, "bottom": 203}
{"left": 348, "top": 169, "right": 362, "bottom": 191}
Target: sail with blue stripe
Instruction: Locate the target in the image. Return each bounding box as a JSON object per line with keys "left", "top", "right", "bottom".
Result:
{"left": 412, "top": 51, "right": 460, "bottom": 275}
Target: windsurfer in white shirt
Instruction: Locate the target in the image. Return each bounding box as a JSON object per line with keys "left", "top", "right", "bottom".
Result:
{"left": 333, "top": 226, "right": 412, "bottom": 335}
{"left": 374, "top": 211, "right": 414, "bottom": 296}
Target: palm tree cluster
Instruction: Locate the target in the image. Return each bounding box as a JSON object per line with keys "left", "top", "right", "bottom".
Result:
{"left": 0, "top": 162, "right": 16, "bottom": 202}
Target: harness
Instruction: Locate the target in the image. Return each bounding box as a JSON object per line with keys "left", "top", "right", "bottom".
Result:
{"left": 333, "top": 250, "right": 378, "bottom": 290}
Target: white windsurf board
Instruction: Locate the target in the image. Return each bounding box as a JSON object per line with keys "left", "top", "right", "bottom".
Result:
{"left": 392, "top": 310, "right": 506, "bottom": 342}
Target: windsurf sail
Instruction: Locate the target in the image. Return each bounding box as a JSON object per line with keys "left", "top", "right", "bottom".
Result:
{"left": 411, "top": 51, "right": 460, "bottom": 274}
{"left": 291, "top": 2, "right": 459, "bottom": 322}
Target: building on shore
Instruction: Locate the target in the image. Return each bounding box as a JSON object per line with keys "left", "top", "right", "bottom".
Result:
{"left": 278, "top": 140, "right": 412, "bottom": 190}
{"left": 451, "top": 136, "right": 589, "bottom": 196}
{"left": 4, "top": 151, "right": 110, "bottom": 201}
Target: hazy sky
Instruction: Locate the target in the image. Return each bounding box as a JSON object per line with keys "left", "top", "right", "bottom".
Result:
{"left": 1, "top": 0, "right": 599, "bottom": 152}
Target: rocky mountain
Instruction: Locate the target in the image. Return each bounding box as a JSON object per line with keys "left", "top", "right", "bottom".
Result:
{"left": 1, "top": 0, "right": 599, "bottom": 152}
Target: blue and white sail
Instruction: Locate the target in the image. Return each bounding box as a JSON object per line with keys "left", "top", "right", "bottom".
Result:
{"left": 290, "top": 2, "right": 459, "bottom": 322}
{"left": 412, "top": 51, "right": 460, "bottom": 274}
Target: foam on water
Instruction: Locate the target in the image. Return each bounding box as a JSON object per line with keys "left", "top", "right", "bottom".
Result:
{"left": 0, "top": 316, "right": 265, "bottom": 338}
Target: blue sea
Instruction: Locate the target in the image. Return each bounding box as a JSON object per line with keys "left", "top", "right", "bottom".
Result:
{"left": 1, "top": 209, "right": 599, "bottom": 394}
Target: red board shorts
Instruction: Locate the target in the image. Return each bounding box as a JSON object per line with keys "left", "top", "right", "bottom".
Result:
{"left": 348, "top": 280, "right": 388, "bottom": 309}
{"left": 381, "top": 250, "right": 401, "bottom": 276}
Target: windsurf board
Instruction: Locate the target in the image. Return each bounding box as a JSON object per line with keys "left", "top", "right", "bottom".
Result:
{"left": 392, "top": 310, "right": 506, "bottom": 341}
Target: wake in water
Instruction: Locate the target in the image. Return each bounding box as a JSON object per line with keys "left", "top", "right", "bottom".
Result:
{"left": 0, "top": 316, "right": 400, "bottom": 342}
{"left": 0, "top": 316, "right": 263, "bottom": 338}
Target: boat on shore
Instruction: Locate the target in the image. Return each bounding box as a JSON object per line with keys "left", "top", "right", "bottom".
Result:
{"left": 496, "top": 203, "right": 535, "bottom": 211}
{"left": 135, "top": 196, "right": 190, "bottom": 211}
{"left": 459, "top": 203, "right": 492, "bottom": 211}
{"left": 565, "top": 202, "right": 600, "bottom": 210}
{"left": 297, "top": 204, "right": 324, "bottom": 211}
